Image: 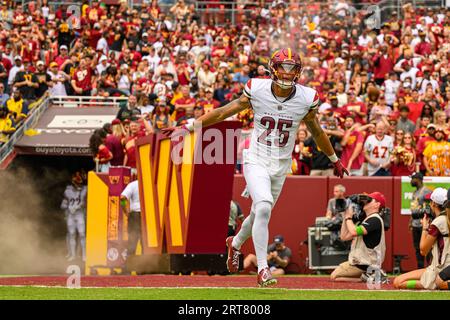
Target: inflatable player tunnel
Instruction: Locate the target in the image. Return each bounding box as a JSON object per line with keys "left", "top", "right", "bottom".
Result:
{"left": 85, "top": 121, "right": 241, "bottom": 274}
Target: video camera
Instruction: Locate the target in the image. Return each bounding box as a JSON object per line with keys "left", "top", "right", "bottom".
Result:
{"left": 348, "top": 194, "right": 391, "bottom": 230}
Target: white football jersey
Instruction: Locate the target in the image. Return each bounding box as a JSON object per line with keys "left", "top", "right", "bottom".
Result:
{"left": 363, "top": 134, "right": 394, "bottom": 176}
{"left": 243, "top": 78, "right": 319, "bottom": 160}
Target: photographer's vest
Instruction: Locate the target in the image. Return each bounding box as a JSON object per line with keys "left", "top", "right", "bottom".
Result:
{"left": 429, "top": 215, "right": 450, "bottom": 268}
{"left": 420, "top": 214, "right": 450, "bottom": 290}
{"left": 348, "top": 213, "right": 386, "bottom": 268}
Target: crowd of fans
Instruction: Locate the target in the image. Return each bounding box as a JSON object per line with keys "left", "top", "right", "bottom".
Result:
{"left": 1, "top": 0, "right": 450, "bottom": 177}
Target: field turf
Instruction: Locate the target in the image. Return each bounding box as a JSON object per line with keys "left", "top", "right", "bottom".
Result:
{"left": 0, "top": 286, "right": 449, "bottom": 300}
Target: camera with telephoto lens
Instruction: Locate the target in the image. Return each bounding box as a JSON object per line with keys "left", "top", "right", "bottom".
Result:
{"left": 348, "top": 194, "right": 372, "bottom": 223}
{"left": 411, "top": 200, "right": 434, "bottom": 221}
{"left": 348, "top": 194, "right": 391, "bottom": 230}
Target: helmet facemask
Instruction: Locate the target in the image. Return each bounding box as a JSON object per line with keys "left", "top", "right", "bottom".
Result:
{"left": 270, "top": 62, "right": 302, "bottom": 89}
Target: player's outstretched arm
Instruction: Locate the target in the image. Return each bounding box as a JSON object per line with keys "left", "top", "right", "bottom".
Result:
{"left": 195, "top": 94, "right": 251, "bottom": 128}
{"left": 303, "top": 109, "right": 349, "bottom": 178}
{"left": 161, "top": 94, "right": 251, "bottom": 136}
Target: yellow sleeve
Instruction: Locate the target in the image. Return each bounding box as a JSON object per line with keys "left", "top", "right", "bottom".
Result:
{"left": 423, "top": 143, "right": 433, "bottom": 158}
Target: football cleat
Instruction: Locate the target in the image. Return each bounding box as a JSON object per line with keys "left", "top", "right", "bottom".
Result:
{"left": 226, "top": 236, "right": 240, "bottom": 273}
{"left": 257, "top": 267, "right": 278, "bottom": 287}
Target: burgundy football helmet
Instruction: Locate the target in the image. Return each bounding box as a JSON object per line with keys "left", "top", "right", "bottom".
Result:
{"left": 269, "top": 48, "right": 303, "bottom": 89}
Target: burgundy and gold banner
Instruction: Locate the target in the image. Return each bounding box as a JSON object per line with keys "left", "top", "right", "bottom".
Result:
{"left": 106, "top": 167, "right": 131, "bottom": 268}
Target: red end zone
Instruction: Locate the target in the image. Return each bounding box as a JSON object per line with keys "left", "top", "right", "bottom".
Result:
{"left": 0, "top": 275, "right": 395, "bottom": 290}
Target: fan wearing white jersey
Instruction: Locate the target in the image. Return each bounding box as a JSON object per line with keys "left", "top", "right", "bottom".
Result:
{"left": 162, "top": 48, "right": 348, "bottom": 287}
{"left": 364, "top": 121, "right": 394, "bottom": 176}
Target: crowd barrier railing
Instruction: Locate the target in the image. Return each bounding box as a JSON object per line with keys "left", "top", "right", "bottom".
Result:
{"left": 0, "top": 94, "right": 50, "bottom": 166}
{"left": 50, "top": 95, "right": 129, "bottom": 108}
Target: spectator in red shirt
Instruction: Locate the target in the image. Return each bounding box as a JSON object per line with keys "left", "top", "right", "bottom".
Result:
{"left": 415, "top": 30, "right": 432, "bottom": 56}
{"left": 416, "top": 124, "right": 437, "bottom": 173}
{"left": 390, "top": 132, "right": 416, "bottom": 176}
{"left": 123, "top": 119, "right": 142, "bottom": 170}
{"left": 340, "top": 116, "right": 365, "bottom": 176}
{"left": 372, "top": 45, "right": 394, "bottom": 86}
{"left": 105, "top": 119, "right": 125, "bottom": 166}
{"left": 175, "top": 54, "right": 190, "bottom": 86}
{"left": 414, "top": 115, "right": 431, "bottom": 141}
{"left": 340, "top": 89, "right": 367, "bottom": 124}
{"left": 174, "top": 85, "right": 196, "bottom": 123}
{"left": 89, "top": 128, "right": 113, "bottom": 173}
{"left": 86, "top": 1, "right": 105, "bottom": 24}
{"left": 71, "top": 57, "right": 94, "bottom": 95}
{"left": 54, "top": 45, "right": 70, "bottom": 68}
{"left": 407, "top": 89, "right": 425, "bottom": 124}
{"left": 211, "top": 37, "right": 231, "bottom": 58}
{"left": 291, "top": 128, "right": 311, "bottom": 176}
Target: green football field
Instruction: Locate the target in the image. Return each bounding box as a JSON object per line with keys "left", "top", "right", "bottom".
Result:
{"left": 0, "top": 286, "right": 449, "bottom": 300}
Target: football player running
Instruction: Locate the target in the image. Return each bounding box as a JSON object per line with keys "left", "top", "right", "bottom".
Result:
{"left": 163, "top": 48, "right": 348, "bottom": 287}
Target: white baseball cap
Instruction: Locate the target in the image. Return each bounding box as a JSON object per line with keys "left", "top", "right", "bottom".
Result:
{"left": 319, "top": 102, "right": 332, "bottom": 114}
{"left": 14, "top": 55, "right": 22, "bottom": 61}
{"left": 99, "top": 55, "right": 107, "bottom": 62}
{"left": 60, "top": 45, "right": 68, "bottom": 50}
{"left": 431, "top": 187, "right": 447, "bottom": 205}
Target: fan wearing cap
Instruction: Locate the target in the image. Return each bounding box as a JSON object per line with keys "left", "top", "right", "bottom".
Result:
{"left": 197, "top": 87, "right": 220, "bottom": 113}
{"left": 197, "top": 60, "right": 216, "bottom": 90}
{"left": 54, "top": 45, "right": 70, "bottom": 69}
{"left": 331, "top": 192, "right": 387, "bottom": 282}
{"left": 243, "top": 235, "right": 292, "bottom": 276}
{"left": 96, "top": 55, "right": 110, "bottom": 76}
{"left": 35, "top": 61, "right": 51, "bottom": 98}
{"left": 415, "top": 30, "right": 432, "bottom": 56}
{"left": 162, "top": 48, "right": 348, "bottom": 287}
{"left": 394, "top": 187, "right": 450, "bottom": 290}
{"left": 173, "top": 85, "right": 196, "bottom": 123}
{"left": 419, "top": 67, "right": 439, "bottom": 95}
{"left": 7, "top": 56, "right": 24, "bottom": 89}
{"left": 340, "top": 88, "right": 367, "bottom": 125}
{"left": 422, "top": 127, "right": 450, "bottom": 176}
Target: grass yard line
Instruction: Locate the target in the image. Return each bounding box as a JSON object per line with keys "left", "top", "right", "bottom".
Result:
{"left": 0, "top": 283, "right": 445, "bottom": 293}
{"left": 1, "top": 285, "right": 449, "bottom": 293}
{"left": 0, "top": 287, "right": 449, "bottom": 300}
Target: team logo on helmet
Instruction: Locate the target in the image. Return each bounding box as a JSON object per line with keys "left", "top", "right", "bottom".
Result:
{"left": 72, "top": 172, "right": 83, "bottom": 186}
{"left": 269, "top": 48, "right": 302, "bottom": 89}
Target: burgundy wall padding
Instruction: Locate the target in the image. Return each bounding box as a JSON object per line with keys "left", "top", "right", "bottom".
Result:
{"left": 232, "top": 175, "right": 415, "bottom": 273}
{"left": 392, "top": 177, "right": 418, "bottom": 271}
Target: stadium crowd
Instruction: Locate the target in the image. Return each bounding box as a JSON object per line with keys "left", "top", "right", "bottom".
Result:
{"left": 0, "top": 0, "right": 450, "bottom": 177}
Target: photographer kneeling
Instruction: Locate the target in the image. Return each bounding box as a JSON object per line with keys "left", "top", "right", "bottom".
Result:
{"left": 330, "top": 192, "right": 386, "bottom": 283}
{"left": 394, "top": 188, "right": 450, "bottom": 290}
